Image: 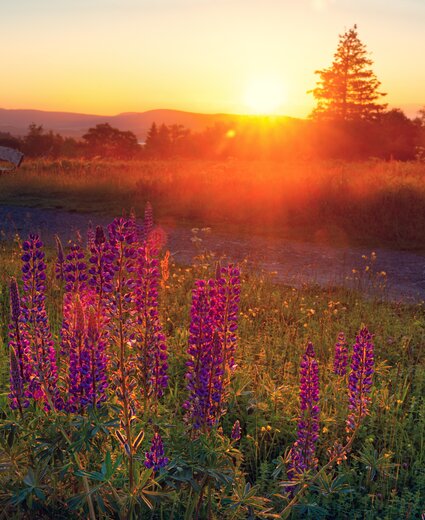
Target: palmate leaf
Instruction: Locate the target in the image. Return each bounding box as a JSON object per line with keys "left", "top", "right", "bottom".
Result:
{"left": 310, "top": 472, "right": 353, "bottom": 496}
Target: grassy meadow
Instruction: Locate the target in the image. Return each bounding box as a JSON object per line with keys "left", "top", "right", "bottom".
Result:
{"left": 0, "top": 158, "right": 425, "bottom": 249}
{"left": 0, "top": 228, "right": 424, "bottom": 518}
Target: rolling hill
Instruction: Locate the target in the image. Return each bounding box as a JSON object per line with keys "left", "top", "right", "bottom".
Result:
{"left": 0, "top": 108, "right": 278, "bottom": 140}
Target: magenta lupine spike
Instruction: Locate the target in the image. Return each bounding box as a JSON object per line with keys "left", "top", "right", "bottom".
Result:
{"left": 333, "top": 332, "right": 349, "bottom": 376}
{"left": 183, "top": 281, "right": 223, "bottom": 431}
{"left": 288, "top": 342, "right": 320, "bottom": 477}
{"left": 346, "top": 327, "right": 374, "bottom": 434}
{"left": 55, "top": 235, "right": 65, "bottom": 281}
{"left": 231, "top": 420, "right": 241, "bottom": 441}
{"left": 144, "top": 432, "right": 168, "bottom": 471}
{"left": 134, "top": 237, "right": 168, "bottom": 400}
{"left": 20, "top": 235, "right": 62, "bottom": 410}
{"left": 214, "top": 264, "right": 241, "bottom": 376}
{"left": 9, "top": 347, "right": 29, "bottom": 412}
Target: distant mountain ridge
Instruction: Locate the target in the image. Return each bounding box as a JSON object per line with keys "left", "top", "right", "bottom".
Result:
{"left": 0, "top": 108, "right": 293, "bottom": 139}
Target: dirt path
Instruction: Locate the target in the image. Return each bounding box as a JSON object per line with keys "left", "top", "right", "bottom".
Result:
{"left": 1, "top": 205, "right": 424, "bottom": 302}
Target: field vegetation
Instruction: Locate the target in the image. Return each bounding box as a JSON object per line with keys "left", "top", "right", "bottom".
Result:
{"left": 1, "top": 158, "right": 425, "bottom": 250}
{"left": 0, "top": 211, "right": 424, "bottom": 519}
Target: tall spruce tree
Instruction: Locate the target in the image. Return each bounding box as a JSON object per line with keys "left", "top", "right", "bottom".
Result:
{"left": 310, "top": 25, "right": 387, "bottom": 121}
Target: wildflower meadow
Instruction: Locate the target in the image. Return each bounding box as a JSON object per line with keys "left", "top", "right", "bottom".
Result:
{"left": 0, "top": 204, "right": 424, "bottom": 519}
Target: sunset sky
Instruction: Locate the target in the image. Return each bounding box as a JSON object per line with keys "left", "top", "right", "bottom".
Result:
{"left": 1, "top": 0, "right": 424, "bottom": 118}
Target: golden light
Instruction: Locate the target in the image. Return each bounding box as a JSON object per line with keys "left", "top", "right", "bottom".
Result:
{"left": 244, "top": 78, "right": 285, "bottom": 115}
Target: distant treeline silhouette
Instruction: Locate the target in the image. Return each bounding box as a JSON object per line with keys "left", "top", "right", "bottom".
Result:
{"left": 0, "top": 111, "right": 424, "bottom": 161}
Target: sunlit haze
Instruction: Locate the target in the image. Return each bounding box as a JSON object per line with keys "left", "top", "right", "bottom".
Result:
{"left": 0, "top": 0, "right": 424, "bottom": 117}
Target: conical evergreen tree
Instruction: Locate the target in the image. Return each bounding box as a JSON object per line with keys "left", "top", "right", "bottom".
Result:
{"left": 310, "top": 25, "right": 387, "bottom": 121}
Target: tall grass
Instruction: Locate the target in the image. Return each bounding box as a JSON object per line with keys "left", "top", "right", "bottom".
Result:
{"left": 1, "top": 158, "right": 425, "bottom": 248}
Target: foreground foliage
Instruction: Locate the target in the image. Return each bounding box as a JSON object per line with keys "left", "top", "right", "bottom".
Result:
{"left": 0, "top": 214, "right": 424, "bottom": 519}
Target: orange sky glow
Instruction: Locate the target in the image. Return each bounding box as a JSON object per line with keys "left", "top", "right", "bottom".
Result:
{"left": 0, "top": 0, "right": 424, "bottom": 118}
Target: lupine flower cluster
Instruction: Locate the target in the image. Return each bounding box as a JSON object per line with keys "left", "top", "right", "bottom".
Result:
{"left": 333, "top": 331, "right": 349, "bottom": 376}
{"left": 144, "top": 432, "right": 168, "bottom": 471}
{"left": 8, "top": 208, "right": 378, "bottom": 488}
{"left": 346, "top": 327, "right": 375, "bottom": 434}
{"left": 183, "top": 265, "right": 241, "bottom": 433}
{"left": 287, "top": 342, "right": 320, "bottom": 477}
{"left": 8, "top": 207, "right": 169, "bottom": 423}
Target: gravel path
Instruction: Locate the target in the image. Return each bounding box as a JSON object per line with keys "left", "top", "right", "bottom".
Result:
{"left": 1, "top": 205, "right": 424, "bottom": 302}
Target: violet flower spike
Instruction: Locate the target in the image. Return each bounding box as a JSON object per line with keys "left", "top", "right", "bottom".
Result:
{"left": 144, "top": 432, "right": 168, "bottom": 471}
{"left": 333, "top": 332, "right": 348, "bottom": 376}
{"left": 288, "top": 342, "right": 320, "bottom": 477}
{"left": 9, "top": 346, "right": 29, "bottom": 412}
{"left": 183, "top": 281, "right": 223, "bottom": 431}
{"left": 80, "top": 308, "right": 108, "bottom": 409}
{"left": 134, "top": 238, "right": 168, "bottom": 401}
{"left": 231, "top": 420, "right": 241, "bottom": 441}
{"left": 346, "top": 327, "right": 374, "bottom": 434}
{"left": 20, "top": 235, "right": 62, "bottom": 410}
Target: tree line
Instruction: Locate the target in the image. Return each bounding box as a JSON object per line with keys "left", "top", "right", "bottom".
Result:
{"left": 1, "top": 26, "right": 424, "bottom": 161}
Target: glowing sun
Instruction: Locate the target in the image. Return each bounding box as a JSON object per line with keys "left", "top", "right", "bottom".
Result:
{"left": 244, "top": 78, "right": 285, "bottom": 115}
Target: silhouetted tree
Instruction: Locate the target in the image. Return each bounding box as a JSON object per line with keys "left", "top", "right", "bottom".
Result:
{"left": 144, "top": 122, "right": 158, "bottom": 154}
{"left": 82, "top": 123, "right": 140, "bottom": 158}
{"left": 23, "top": 124, "right": 64, "bottom": 157}
{"left": 310, "top": 25, "right": 387, "bottom": 121}
{"left": 377, "top": 109, "right": 419, "bottom": 160}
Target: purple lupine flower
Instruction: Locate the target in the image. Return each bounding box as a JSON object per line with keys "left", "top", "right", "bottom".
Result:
{"left": 67, "top": 295, "right": 87, "bottom": 412}
{"left": 231, "top": 420, "right": 241, "bottom": 441}
{"left": 106, "top": 217, "right": 138, "bottom": 352}
{"left": 333, "top": 332, "right": 348, "bottom": 376}
{"left": 144, "top": 432, "right": 168, "bottom": 471}
{"left": 10, "top": 277, "right": 21, "bottom": 323}
{"left": 55, "top": 235, "right": 65, "bottom": 281}
{"left": 60, "top": 241, "right": 89, "bottom": 358}
{"left": 88, "top": 226, "right": 115, "bottom": 315}
{"left": 63, "top": 242, "right": 88, "bottom": 295}
{"left": 183, "top": 265, "right": 241, "bottom": 433}
{"left": 8, "top": 277, "right": 26, "bottom": 383}
{"left": 288, "top": 342, "right": 320, "bottom": 477}
{"left": 213, "top": 264, "right": 241, "bottom": 381}
{"left": 183, "top": 281, "right": 224, "bottom": 431}
{"left": 80, "top": 307, "right": 108, "bottom": 409}
{"left": 346, "top": 328, "right": 374, "bottom": 434}
{"left": 9, "top": 347, "right": 29, "bottom": 412}
{"left": 106, "top": 217, "right": 139, "bottom": 451}
{"left": 134, "top": 237, "right": 168, "bottom": 400}
{"left": 20, "top": 235, "right": 62, "bottom": 410}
